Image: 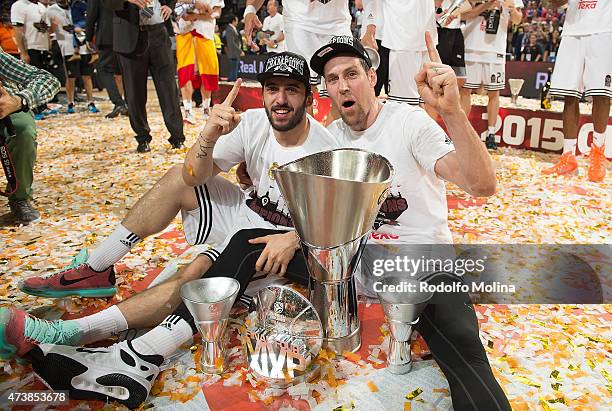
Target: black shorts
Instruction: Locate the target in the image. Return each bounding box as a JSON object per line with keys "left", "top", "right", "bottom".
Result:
{"left": 65, "top": 54, "right": 94, "bottom": 78}
{"left": 436, "top": 27, "right": 466, "bottom": 77}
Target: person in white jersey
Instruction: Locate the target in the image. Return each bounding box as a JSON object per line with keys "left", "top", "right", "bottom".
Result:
{"left": 244, "top": 0, "right": 351, "bottom": 94}
{"left": 260, "top": 0, "right": 286, "bottom": 53}
{"left": 310, "top": 34, "right": 508, "bottom": 410}
{"left": 542, "top": 0, "right": 611, "bottom": 182}
{"left": 361, "top": 0, "right": 438, "bottom": 105}
{"left": 460, "top": 0, "right": 523, "bottom": 150}
{"left": 2, "top": 52, "right": 342, "bottom": 408}
{"left": 359, "top": 0, "right": 389, "bottom": 96}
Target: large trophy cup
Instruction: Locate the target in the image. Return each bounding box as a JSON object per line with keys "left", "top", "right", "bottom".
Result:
{"left": 376, "top": 276, "right": 433, "bottom": 374}
{"left": 273, "top": 148, "right": 394, "bottom": 353}
{"left": 180, "top": 278, "right": 240, "bottom": 374}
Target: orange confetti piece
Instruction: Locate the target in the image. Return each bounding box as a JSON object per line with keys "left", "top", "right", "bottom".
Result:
{"left": 367, "top": 380, "right": 378, "bottom": 392}
{"left": 342, "top": 350, "right": 361, "bottom": 363}
{"left": 403, "top": 402, "right": 411, "bottom": 411}
{"left": 188, "top": 164, "right": 195, "bottom": 177}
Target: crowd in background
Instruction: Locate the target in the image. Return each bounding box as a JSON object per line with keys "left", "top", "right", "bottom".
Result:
{"left": 507, "top": 0, "right": 566, "bottom": 62}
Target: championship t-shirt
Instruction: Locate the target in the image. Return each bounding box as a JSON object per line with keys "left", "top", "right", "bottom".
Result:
{"left": 213, "top": 108, "right": 340, "bottom": 228}
{"left": 562, "top": 0, "right": 612, "bottom": 36}
{"left": 46, "top": 4, "right": 74, "bottom": 56}
{"left": 192, "top": 0, "right": 224, "bottom": 40}
{"left": 463, "top": 0, "right": 524, "bottom": 59}
{"left": 283, "top": 0, "right": 351, "bottom": 36}
{"left": 380, "top": 0, "right": 437, "bottom": 51}
{"left": 10, "top": 0, "right": 50, "bottom": 51}
{"left": 328, "top": 102, "right": 455, "bottom": 244}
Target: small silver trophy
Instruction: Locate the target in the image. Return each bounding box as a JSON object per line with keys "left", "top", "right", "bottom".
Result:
{"left": 273, "top": 148, "right": 394, "bottom": 353}
{"left": 364, "top": 47, "right": 381, "bottom": 70}
{"left": 509, "top": 78, "right": 525, "bottom": 105}
{"left": 180, "top": 278, "right": 240, "bottom": 374}
{"left": 437, "top": 0, "right": 472, "bottom": 27}
{"left": 243, "top": 285, "right": 323, "bottom": 387}
{"left": 376, "top": 276, "right": 433, "bottom": 374}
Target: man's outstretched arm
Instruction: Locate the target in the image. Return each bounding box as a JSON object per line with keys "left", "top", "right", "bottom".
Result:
{"left": 183, "top": 79, "right": 243, "bottom": 186}
{"left": 415, "top": 32, "right": 496, "bottom": 197}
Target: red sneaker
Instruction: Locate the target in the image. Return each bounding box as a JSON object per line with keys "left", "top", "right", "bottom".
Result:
{"left": 20, "top": 250, "right": 116, "bottom": 298}
{"left": 587, "top": 144, "right": 607, "bottom": 182}
{"left": 542, "top": 152, "right": 578, "bottom": 176}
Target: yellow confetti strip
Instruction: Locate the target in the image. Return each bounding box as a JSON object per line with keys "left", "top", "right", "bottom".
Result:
{"left": 405, "top": 388, "right": 423, "bottom": 400}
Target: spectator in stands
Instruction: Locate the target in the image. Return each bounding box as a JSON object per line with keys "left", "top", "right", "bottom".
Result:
{"left": 544, "top": 28, "right": 560, "bottom": 62}
{"left": 521, "top": 33, "right": 542, "bottom": 61}
{"left": 512, "top": 25, "right": 525, "bottom": 60}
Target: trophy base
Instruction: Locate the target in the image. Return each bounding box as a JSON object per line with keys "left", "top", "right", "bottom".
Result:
{"left": 324, "top": 324, "right": 362, "bottom": 354}
{"left": 251, "top": 362, "right": 321, "bottom": 389}
{"left": 387, "top": 360, "right": 412, "bottom": 375}
{"left": 200, "top": 339, "right": 228, "bottom": 375}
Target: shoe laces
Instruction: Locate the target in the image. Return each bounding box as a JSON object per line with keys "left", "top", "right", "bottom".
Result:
{"left": 24, "top": 316, "right": 81, "bottom": 345}
{"left": 590, "top": 145, "right": 605, "bottom": 168}
{"left": 40, "top": 249, "right": 89, "bottom": 279}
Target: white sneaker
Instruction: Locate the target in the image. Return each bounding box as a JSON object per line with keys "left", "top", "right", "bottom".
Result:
{"left": 183, "top": 110, "right": 196, "bottom": 125}
{"left": 30, "top": 340, "right": 162, "bottom": 409}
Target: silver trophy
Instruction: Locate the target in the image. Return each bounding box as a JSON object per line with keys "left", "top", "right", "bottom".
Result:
{"left": 437, "top": 0, "right": 472, "bottom": 27}
{"left": 273, "top": 148, "right": 394, "bottom": 353}
{"left": 180, "top": 278, "right": 240, "bottom": 374}
{"left": 243, "top": 285, "right": 323, "bottom": 387}
{"left": 365, "top": 47, "right": 380, "bottom": 70}
{"left": 376, "top": 276, "right": 433, "bottom": 374}
{"left": 508, "top": 78, "right": 525, "bottom": 105}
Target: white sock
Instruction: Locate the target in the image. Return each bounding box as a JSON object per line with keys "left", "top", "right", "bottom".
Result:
{"left": 563, "top": 138, "right": 577, "bottom": 155}
{"left": 202, "top": 98, "right": 211, "bottom": 110}
{"left": 73, "top": 305, "right": 129, "bottom": 344}
{"left": 131, "top": 315, "right": 193, "bottom": 358}
{"left": 183, "top": 99, "right": 192, "bottom": 112}
{"left": 87, "top": 223, "right": 141, "bottom": 271}
{"left": 592, "top": 131, "right": 606, "bottom": 148}
{"left": 487, "top": 126, "right": 495, "bottom": 135}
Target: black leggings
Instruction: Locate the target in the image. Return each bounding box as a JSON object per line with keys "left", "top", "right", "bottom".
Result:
{"left": 172, "top": 228, "right": 510, "bottom": 410}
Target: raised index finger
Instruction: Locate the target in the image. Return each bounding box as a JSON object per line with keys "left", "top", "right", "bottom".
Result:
{"left": 222, "top": 78, "right": 242, "bottom": 106}
{"left": 425, "top": 31, "right": 442, "bottom": 64}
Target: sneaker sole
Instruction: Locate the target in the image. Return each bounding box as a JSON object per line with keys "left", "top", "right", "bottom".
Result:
{"left": 0, "top": 309, "right": 17, "bottom": 360}
{"left": 30, "top": 347, "right": 149, "bottom": 409}
{"left": 19, "top": 286, "right": 117, "bottom": 298}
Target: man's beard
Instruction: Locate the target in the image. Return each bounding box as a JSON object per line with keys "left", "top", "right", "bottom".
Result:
{"left": 265, "top": 100, "right": 307, "bottom": 132}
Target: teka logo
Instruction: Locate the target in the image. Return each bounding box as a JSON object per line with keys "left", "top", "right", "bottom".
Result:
{"left": 578, "top": 0, "right": 598, "bottom": 9}
{"left": 605, "top": 75, "right": 611, "bottom": 88}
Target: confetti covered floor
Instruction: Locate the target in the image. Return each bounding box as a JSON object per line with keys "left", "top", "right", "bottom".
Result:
{"left": 0, "top": 87, "right": 610, "bottom": 410}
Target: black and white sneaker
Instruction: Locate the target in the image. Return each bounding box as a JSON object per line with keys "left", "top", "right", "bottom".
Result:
{"left": 485, "top": 133, "right": 498, "bottom": 150}
{"left": 29, "top": 340, "right": 163, "bottom": 409}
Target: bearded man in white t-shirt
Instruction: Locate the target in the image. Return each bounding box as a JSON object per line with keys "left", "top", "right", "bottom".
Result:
{"left": 542, "top": 0, "right": 611, "bottom": 182}
{"left": 3, "top": 52, "right": 344, "bottom": 408}
{"left": 461, "top": 0, "right": 523, "bottom": 150}
{"left": 310, "top": 35, "right": 509, "bottom": 410}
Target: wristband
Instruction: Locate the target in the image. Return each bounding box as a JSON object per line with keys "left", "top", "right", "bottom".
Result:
{"left": 244, "top": 4, "right": 257, "bottom": 17}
